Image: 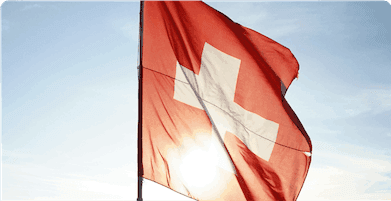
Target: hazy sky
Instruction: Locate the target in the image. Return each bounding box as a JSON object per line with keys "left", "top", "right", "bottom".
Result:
{"left": 2, "top": 1, "right": 391, "bottom": 200}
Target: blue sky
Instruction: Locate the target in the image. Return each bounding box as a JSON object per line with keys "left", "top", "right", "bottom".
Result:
{"left": 1, "top": 1, "right": 391, "bottom": 200}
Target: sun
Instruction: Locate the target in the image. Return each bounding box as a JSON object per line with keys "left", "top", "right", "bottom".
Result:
{"left": 167, "top": 132, "right": 235, "bottom": 200}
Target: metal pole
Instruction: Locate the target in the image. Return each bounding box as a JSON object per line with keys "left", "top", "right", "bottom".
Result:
{"left": 137, "top": 1, "right": 144, "bottom": 201}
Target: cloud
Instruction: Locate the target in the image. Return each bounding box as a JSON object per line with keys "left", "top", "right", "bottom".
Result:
{"left": 235, "top": 12, "right": 268, "bottom": 27}
{"left": 2, "top": 162, "right": 137, "bottom": 200}
{"left": 259, "top": 18, "right": 306, "bottom": 40}
{"left": 20, "top": 4, "right": 42, "bottom": 11}
{"left": 299, "top": 141, "right": 391, "bottom": 200}
{"left": 120, "top": 22, "right": 139, "bottom": 42}
{"left": 290, "top": 83, "right": 391, "bottom": 121}
{"left": 300, "top": 166, "right": 391, "bottom": 201}
{"left": 110, "top": 17, "right": 139, "bottom": 42}
{"left": 339, "top": 87, "right": 391, "bottom": 117}
{"left": 35, "top": 178, "right": 135, "bottom": 200}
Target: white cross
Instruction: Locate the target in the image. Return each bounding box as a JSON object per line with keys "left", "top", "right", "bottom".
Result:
{"left": 174, "top": 42, "right": 279, "bottom": 162}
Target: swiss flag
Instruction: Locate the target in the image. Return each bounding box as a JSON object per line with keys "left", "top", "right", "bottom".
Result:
{"left": 140, "top": 1, "right": 312, "bottom": 201}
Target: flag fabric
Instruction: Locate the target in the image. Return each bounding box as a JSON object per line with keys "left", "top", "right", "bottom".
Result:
{"left": 140, "top": 2, "right": 312, "bottom": 201}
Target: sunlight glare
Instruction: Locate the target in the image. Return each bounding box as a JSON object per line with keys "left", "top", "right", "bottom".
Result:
{"left": 167, "top": 132, "right": 234, "bottom": 200}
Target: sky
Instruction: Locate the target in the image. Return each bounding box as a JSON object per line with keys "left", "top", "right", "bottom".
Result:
{"left": 1, "top": 1, "right": 391, "bottom": 201}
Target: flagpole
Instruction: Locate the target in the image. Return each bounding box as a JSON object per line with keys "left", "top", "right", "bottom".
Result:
{"left": 137, "top": 1, "right": 144, "bottom": 201}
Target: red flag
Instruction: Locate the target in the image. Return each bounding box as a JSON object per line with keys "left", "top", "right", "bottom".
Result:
{"left": 141, "top": 2, "right": 312, "bottom": 200}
